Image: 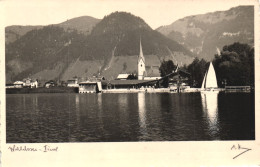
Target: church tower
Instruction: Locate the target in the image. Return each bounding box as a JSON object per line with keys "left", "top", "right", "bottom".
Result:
{"left": 138, "top": 39, "right": 146, "bottom": 80}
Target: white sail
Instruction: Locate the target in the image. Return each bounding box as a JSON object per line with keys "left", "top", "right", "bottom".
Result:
{"left": 201, "top": 62, "right": 218, "bottom": 89}
{"left": 201, "top": 70, "right": 207, "bottom": 89}
{"left": 205, "top": 62, "right": 218, "bottom": 88}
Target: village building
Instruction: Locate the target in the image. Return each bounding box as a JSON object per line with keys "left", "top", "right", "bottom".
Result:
{"left": 23, "top": 78, "right": 32, "bottom": 88}
{"left": 138, "top": 40, "right": 162, "bottom": 81}
{"left": 13, "top": 81, "right": 24, "bottom": 88}
{"left": 67, "top": 78, "right": 79, "bottom": 87}
{"left": 22, "top": 78, "right": 38, "bottom": 88}
{"left": 144, "top": 65, "right": 161, "bottom": 80}
{"left": 79, "top": 81, "right": 102, "bottom": 93}
{"left": 31, "top": 80, "right": 38, "bottom": 88}
{"left": 6, "top": 79, "right": 38, "bottom": 89}
{"left": 45, "top": 80, "right": 56, "bottom": 88}
{"left": 101, "top": 80, "right": 154, "bottom": 89}
{"left": 116, "top": 74, "right": 130, "bottom": 80}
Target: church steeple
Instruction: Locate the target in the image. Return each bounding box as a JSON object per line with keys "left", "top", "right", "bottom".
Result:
{"left": 139, "top": 39, "right": 145, "bottom": 63}
{"left": 138, "top": 38, "right": 146, "bottom": 80}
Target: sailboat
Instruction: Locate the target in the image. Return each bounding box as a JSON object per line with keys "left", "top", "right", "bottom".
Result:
{"left": 201, "top": 62, "right": 219, "bottom": 91}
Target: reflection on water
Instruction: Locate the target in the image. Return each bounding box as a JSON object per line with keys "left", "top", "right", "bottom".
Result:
{"left": 137, "top": 93, "right": 147, "bottom": 140}
{"left": 75, "top": 94, "right": 80, "bottom": 126}
{"left": 6, "top": 92, "right": 254, "bottom": 142}
{"left": 97, "top": 93, "right": 102, "bottom": 111}
{"left": 32, "top": 95, "right": 38, "bottom": 111}
{"left": 201, "top": 92, "right": 219, "bottom": 138}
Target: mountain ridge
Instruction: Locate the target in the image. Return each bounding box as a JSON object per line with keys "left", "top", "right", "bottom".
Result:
{"left": 6, "top": 12, "right": 194, "bottom": 83}
{"left": 5, "top": 16, "right": 100, "bottom": 44}
{"left": 156, "top": 5, "right": 254, "bottom": 60}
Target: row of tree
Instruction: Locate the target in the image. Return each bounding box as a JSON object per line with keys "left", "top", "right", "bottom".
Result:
{"left": 159, "top": 42, "right": 254, "bottom": 88}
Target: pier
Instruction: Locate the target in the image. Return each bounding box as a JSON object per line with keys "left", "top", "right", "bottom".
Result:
{"left": 225, "top": 86, "right": 251, "bottom": 92}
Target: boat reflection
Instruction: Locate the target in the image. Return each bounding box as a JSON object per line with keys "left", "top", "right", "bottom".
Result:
{"left": 201, "top": 91, "right": 220, "bottom": 138}
{"left": 138, "top": 93, "right": 147, "bottom": 139}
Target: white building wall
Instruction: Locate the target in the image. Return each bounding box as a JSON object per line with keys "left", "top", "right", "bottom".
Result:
{"left": 138, "top": 59, "right": 145, "bottom": 80}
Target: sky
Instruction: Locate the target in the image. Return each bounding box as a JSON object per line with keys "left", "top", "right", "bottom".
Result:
{"left": 2, "top": 0, "right": 258, "bottom": 29}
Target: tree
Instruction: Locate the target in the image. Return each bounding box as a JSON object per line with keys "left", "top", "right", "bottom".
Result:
{"left": 159, "top": 60, "right": 177, "bottom": 77}
{"left": 159, "top": 60, "right": 177, "bottom": 87}
{"left": 186, "top": 58, "right": 208, "bottom": 87}
{"left": 127, "top": 73, "right": 137, "bottom": 80}
{"left": 213, "top": 42, "right": 254, "bottom": 87}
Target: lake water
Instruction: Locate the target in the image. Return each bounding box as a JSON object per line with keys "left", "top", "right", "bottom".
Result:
{"left": 6, "top": 92, "right": 255, "bottom": 143}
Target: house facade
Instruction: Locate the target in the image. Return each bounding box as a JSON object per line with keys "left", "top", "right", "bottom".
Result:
{"left": 67, "top": 78, "right": 79, "bottom": 87}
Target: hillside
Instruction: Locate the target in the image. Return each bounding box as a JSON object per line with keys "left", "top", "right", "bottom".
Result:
{"left": 6, "top": 26, "right": 90, "bottom": 82}
{"left": 6, "top": 12, "right": 194, "bottom": 83}
{"left": 157, "top": 6, "right": 254, "bottom": 60}
{"left": 5, "top": 25, "right": 43, "bottom": 44}
{"left": 5, "top": 16, "right": 100, "bottom": 44}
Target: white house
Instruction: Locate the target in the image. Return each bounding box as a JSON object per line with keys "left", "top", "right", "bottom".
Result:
{"left": 67, "top": 78, "right": 79, "bottom": 87}
{"left": 116, "top": 74, "right": 130, "bottom": 80}
{"left": 31, "top": 80, "right": 38, "bottom": 88}
{"left": 13, "top": 81, "right": 24, "bottom": 88}
{"left": 22, "top": 78, "right": 38, "bottom": 88}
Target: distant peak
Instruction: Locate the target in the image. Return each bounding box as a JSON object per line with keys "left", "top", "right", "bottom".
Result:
{"left": 90, "top": 11, "right": 151, "bottom": 35}
{"left": 59, "top": 16, "right": 100, "bottom": 24}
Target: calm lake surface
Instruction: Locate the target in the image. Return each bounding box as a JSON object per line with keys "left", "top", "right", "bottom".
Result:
{"left": 6, "top": 92, "right": 254, "bottom": 143}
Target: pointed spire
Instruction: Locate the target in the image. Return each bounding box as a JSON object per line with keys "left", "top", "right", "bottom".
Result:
{"left": 139, "top": 37, "right": 145, "bottom": 63}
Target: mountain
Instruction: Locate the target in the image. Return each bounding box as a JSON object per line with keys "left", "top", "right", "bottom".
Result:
{"left": 5, "top": 25, "right": 43, "bottom": 44}
{"left": 6, "top": 12, "right": 194, "bottom": 83}
{"left": 5, "top": 26, "right": 88, "bottom": 82}
{"left": 156, "top": 6, "right": 254, "bottom": 60}
{"left": 56, "top": 16, "right": 101, "bottom": 35}
{"left": 5, "top": 16, "right": 100, "bottom": 44}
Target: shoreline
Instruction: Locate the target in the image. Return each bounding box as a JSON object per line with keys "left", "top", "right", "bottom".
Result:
{"left": 6, "top": 87, "right": 252, "bottom": 94}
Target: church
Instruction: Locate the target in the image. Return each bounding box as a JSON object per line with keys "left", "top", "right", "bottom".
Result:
{"left": 137, "top": 39, "right": 161, "bottom": 81}
{"left": 115, "top": 39, "right": 161, "bottom": 81}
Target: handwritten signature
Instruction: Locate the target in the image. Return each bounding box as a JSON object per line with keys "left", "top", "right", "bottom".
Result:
{"left": 8, "top": 145, "right": 58, "bottom": 152}
{"left": 231, "top": 144, "right": 251, "bottom": 159}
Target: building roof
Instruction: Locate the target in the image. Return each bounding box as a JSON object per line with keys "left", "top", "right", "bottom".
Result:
{"left": 102, "top": 80, "right": 151, "bottom": 86}
{"left": 79, "top": 81, "right": 97, "bottom": 85}
{"left": 117, "top": 74, "right": 130, "bottom": 79}
{"left": 145, "top": 66, "right": 160, "bottom": 77}
{"left": 144, "top": 55, "right": 161, "bottom": 66}
{"left": 14, "top": 81, "right": 24, "bottom": 84}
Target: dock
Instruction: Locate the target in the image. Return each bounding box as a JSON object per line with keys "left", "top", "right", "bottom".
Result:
{"left": 225, "top": 86, "right": 251, "bottom": 92}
